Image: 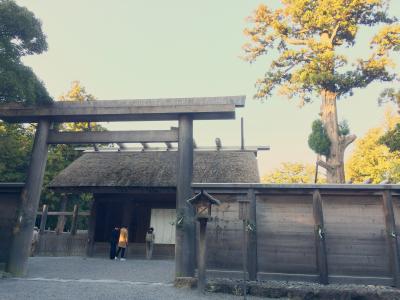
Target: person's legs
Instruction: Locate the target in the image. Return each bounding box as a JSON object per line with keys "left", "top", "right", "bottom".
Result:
{"left": 149, "top": 242, "right": 153, "bottom": 259}
{"left": 120, "top": 247, "right": 126, "bottom": 259}
{"left": 30, "top": 242, "right": 36, "bottom": 257}
{"left": 110, "top": 243, "right": 116, "bottom": 259}
{"left": 116, "top": 247, "right": 121, "bottom": 258}
{"left": 145, "top": 242, "right": 150, "bottom": 259}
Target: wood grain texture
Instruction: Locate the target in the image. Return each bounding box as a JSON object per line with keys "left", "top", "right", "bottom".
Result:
{"left": 256, "top": 195, "right": 316, "bottom": 274}
{"left": 323, "top": 195, "right": 390, "bottom": 277}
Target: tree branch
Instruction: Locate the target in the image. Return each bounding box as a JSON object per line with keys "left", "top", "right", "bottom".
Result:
{"left": 342, "top": 134, "right": 357, "bottom": 149}
{"left": 330, "top": 23, "right": 340, "bottom": 46}
{"left": 284, "top": 38, "right": 308, "bottom": 46}
{"left": 317, "top": 159, "right": 334, "bottom": 171}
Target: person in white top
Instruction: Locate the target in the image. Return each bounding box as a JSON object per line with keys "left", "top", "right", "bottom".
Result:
{"left": 31, "top": 226, "right": 39, "bottom": 256}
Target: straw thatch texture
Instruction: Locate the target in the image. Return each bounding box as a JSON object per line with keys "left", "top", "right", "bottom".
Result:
{"left": 49, "top": 151, "right": 259, "bottom": 188}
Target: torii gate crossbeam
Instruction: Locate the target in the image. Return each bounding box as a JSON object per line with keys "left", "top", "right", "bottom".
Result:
{"left": 0, "top": 95, "right": 245, "bottom": 277}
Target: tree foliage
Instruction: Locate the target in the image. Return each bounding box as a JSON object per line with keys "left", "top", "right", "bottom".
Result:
{"left": 243, "top": 0, "right": 399, "bottom": 183}
{"left": 379, "top": 123, "right": 400, "bottom": 152}
{"left": 0, "top": 122, "right": 33, "bottom": 182}
{"left": 0, "top": 0, "right": 52, "bottom": 105}
{"left": 262, "top": 162, "right": 325, "bottom": 183}
{"left": 243, "top": 1, "right": 399, "bottom": 102}
{"left": 0, "top": 81, "right": 101, "bottom": 229}
{"left": 58, "top": 81, "right": 104, "bottom": 132}
{"left": 308, "top": 119, "right": 331, "bottom": 156}
{"left": 346, "top": 109, "right": 400, "bottom": 183}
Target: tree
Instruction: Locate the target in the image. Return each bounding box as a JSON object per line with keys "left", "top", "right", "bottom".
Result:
{"left": 379, "top": 123, "right": 400, "bottom": 151}
{"left": 262, "top": 162, "right": 326, "bottom": 183}
{"left": 58, "top": 81, "right": 103, "bottom": 132}
{"left": 40, "top": 81, "right": 105, "bottom": 229}
{"left": 243, "top": 1, "right": 400, "bottom": 183}
{"left": 0, "top": 0, "right": 52, "bottom": 105}
{"left": 0, "top": 122, "right": 33, "bottom": 182}
{"left": 0, "top": 81, "right": 101, "bottom": 230}
{"left": 346, "top": 108, "right": 400, "bottom": 183}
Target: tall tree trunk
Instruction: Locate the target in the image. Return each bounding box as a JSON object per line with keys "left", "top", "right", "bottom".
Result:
{"left": 318, "top": 90, "right": 356, "bottom": 183}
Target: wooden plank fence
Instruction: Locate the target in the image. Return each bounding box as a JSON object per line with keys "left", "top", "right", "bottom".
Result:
{"left": 193, "top": 183, "right": 400, "bottom": 287}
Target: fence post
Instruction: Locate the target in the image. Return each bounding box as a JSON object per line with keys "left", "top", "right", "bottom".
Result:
{"left": 247, "top": 188, "right": 258, "bottom": 281}
{"left": 382, "top": 189, "right": 400, "bottom": 287}
{"left": 39, "top": 204, "right": 48, "bottom": 234}
{"left": 312, "top": 189, "right": 328, "bottom": 284}
{"left": 70, "top": 204, "right": 79, "bottom": 236}
{"left": 56, "top": 194, "right": 68, "bottom": 234}
{"left": 86, "top": 200, "right": 97, "bottom": 257}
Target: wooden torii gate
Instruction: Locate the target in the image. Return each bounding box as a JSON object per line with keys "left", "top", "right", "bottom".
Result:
{"left": 0, "top": 96, "right": 245, "bottom": 276}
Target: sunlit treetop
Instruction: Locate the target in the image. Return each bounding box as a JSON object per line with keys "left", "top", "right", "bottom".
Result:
{"left": 243, "top": 0, "right": 400, "bottom": 103}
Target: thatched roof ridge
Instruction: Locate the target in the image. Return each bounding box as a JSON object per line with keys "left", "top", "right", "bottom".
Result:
{"left": 49, "top": 151, "right": 260, "bottom": 189}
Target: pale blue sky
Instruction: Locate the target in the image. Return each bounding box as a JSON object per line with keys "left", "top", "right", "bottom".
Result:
{"left": 16, "top": 0, "right": 400, "bottom": 177}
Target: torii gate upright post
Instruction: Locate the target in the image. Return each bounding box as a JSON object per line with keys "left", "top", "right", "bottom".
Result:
{"left": 7, "top": 120, "right": 51, "bottom": 276}
{"left": 176, "top": 114, "right": 195, "bottom": 277}
{"left": 0, "top": 96, "right": 245, "bottom": 277}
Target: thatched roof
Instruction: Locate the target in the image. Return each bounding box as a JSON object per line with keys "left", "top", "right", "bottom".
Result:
{"left": 49, "top": 151, "right": 259, "bottom": 190}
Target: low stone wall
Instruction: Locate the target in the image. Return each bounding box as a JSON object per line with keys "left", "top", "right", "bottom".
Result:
{"left": 205, "top": 279, "right": 400, "bottom": 300}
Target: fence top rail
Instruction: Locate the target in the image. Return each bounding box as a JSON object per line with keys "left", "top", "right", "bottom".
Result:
{"left": 192, "top": 183, "right": 400, "bottom": 192}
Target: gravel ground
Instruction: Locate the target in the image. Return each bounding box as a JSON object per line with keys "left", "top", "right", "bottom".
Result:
{"left": 0, "top": 257, "right": 277, "bottom": 300}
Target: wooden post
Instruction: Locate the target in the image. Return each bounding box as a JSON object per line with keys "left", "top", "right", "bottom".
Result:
{"left": 7, "top": 120, "right": 51, "bottom": 276}
{"left": 70, "top": 204, "right": 79, "bottom": 236}
{"left": 247, "top": 189, "right": 258, "bottom": 281}
{"left": 198, "top": 219, "right": 207, "bottom": 292}
{"left": 39, "top": 204, "right": 48, "bottom": 234}
{"left": 312, "top": 190, "right": 328, "bottom": 284}
{"left": 382, "top": 190, "right": 400, "bottom": 287}
{"left": 86, "top": 200, "right": 97, "bottom": 257}
{"left": 238, "top": 200, "right": 250, "bottom": 299}
{"left": 241, "top": 117, "right": 244, "bottom": 150}
{"left": 55, "top": 194, "right": 68, "bottom": 234}
{"left": 175, "top": 114, "right": 195, "bottom": 278}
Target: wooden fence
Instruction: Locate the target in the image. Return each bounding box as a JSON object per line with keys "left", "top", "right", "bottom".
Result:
{"left": 192, "top": 183, "right": 400, "bottom": 287}
{"left": 36, "top": 204, "right": 90, "bottom": 235}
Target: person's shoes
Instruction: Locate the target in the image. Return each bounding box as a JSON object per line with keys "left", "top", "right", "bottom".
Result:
{"left": 120, "top": 258, "right": 126, "bottom": 261}
{"left": 114, "top": 257, "right": 118, "bottom": 260}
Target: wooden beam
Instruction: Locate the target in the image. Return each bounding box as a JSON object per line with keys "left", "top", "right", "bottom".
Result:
{"left": 7, "top": 120, "right": 51, "bottom": 276}
{"left": 70, "top": 204, "right": 79, "bottom": 236}
{"left": 37, "top": 211, "right": 90, "bottom": 216}
{"left": 382, "top": 190, "right": 400, "bottom": 287}
{"left": 47, "top": 129, "right": 179, "bottom": 144}
{"left": 0, "top": 96, "right": 245, "bottom": 122}
{"left": 175, "top": 114, "right": 195, "bottom": 278}
{"left": 55, "top": 195, "right": 67, "bottom": 234}
{"left": 312, "top": 189, "right": 329, "bottom": 285}
{"left": 86, "top": 200, "right": 98, "bottom": 257}
{"left": 39, "top": 204, "right": 48, "bottom": 234}
{"left": 247, "top": 189, "right": 258, "bottom": 281}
